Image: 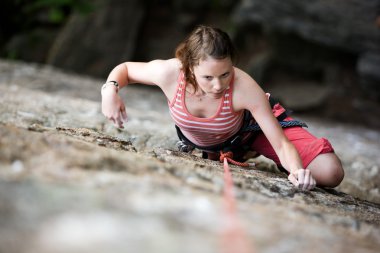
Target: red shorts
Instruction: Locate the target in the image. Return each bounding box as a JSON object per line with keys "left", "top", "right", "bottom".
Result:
{"left": 250, "top": 103, "right": 334, "bottom": 168}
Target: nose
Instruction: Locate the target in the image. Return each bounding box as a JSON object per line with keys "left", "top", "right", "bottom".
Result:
{"left": 214, "top": 79, "right": 223, "bottom": 92}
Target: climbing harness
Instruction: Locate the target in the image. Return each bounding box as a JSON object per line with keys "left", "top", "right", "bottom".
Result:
{"left": 175, "top": 97, "right": 307, "bottom": 167}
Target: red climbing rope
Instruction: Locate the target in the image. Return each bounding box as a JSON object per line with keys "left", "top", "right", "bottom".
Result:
{"left": 220, "top": 157, "right": 255, "bottom": 253}
{"left": 219, "top": 151, "right": 254, "bottom": 168}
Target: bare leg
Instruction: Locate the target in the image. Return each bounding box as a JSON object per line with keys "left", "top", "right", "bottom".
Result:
{"left": 306, "top": 153, "right": 344, "bottom": 188}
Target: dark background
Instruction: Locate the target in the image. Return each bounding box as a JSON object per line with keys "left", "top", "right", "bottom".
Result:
{"left": 1, "top": 0, "right": 379, "bottom": 128}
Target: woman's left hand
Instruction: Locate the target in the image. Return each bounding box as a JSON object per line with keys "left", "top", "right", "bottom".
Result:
{"left": 288, "top": 169, "right": 316, "bottom": 190}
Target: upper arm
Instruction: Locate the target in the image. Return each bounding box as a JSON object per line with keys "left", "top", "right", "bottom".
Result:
{"left": 125, "top": 59, "right": 180, "bottom": 89}
{"left": 107, "top": 58, "right": 180, "bottom": 90}
{"left": 233, "top": 68, "right": 289, "bottom": 151}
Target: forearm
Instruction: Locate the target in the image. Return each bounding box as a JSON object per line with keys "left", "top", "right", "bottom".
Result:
{"left": 101, "top": 64, "right": 128, "bottom": 128}
{"left": 276, "top": 139, "right": 317, "bottom": 190}
{"left": 276, "top": 140, "right": 304, "bottom": 173}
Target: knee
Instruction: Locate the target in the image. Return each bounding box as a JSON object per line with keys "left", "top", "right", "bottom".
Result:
{"left": 308, "top": 153, "right": 345, "bottom": 188}
{"left": 320, "top": 156, "right": 345, "bottom": 188}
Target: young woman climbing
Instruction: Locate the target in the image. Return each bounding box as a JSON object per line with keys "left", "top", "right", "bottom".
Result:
{"left": 101, "top": 25, "right": 344, "bottom": 190}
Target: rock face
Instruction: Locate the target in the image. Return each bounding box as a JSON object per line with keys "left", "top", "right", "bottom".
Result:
{"left": 234, "top": 0, "right": 379, "bottom": 53}
{"left": 47, "top": 0, "right": 145, "bottom": 77}
{"left": 1, "top": 59, "right": 380, "bottom": 253}
{"left": 2, "top": 1, "right": 380, "bottom": 128}
{"left": 233, "top": 0, "right": 380, "bottom": 100}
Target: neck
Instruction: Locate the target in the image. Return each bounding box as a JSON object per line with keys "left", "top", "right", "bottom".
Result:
{"left": 186, "top": 85, "right": 205, "bottom": 97}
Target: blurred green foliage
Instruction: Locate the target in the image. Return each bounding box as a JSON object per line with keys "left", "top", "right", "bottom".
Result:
{"left": 0, "top": 0, "right": 94, "bottom": 44}
{"left": 21, "top": 0, "right": 94, "bottom": 24}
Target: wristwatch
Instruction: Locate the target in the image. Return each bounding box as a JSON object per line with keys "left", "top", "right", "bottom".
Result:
{"left": 102, "top": 80, "right": 119, "bottom": 92}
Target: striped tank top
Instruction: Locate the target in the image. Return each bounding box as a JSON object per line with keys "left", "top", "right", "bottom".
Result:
{"left": 168, "top": 72, "right": 244, "bottom": 147}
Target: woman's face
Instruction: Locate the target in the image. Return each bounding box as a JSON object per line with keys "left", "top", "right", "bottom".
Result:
{"left": 192, "top": 56, "right": 233, "bottom": 99}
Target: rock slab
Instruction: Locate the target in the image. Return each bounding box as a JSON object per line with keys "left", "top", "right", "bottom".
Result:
{"left": 1, "top": 60, "right": 380, "bottom": 253}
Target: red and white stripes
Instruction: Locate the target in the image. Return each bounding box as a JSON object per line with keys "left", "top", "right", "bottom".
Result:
{"left": 168, "top": 73, "right": 244, "bottom": 147}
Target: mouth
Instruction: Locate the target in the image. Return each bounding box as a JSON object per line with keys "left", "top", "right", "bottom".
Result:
{"left": 209, "top": 92, "right": 224, "bottom": 98}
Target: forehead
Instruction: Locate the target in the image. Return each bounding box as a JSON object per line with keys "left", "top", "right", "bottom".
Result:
{"left": 194, "top": 56, "right": 232, "bottom": 74}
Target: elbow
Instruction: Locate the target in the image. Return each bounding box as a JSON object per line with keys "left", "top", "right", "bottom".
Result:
{"left": 108, "top": 63, "right": 129, "bottom": 86}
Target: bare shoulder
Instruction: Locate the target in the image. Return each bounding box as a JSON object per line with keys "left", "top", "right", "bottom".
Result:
{"left": 233, "top": 67, "right": 259, "bottom": 88}
{"left": 232, "top": 67, "right": 267, "bottom": 111}
{"left": 153, "top": 58, "right": 182, "bottom": 87}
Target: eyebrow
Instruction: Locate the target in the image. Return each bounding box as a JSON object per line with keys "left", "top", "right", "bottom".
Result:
{"left": 202, "top": 71, "right": 230, "bottom": 78}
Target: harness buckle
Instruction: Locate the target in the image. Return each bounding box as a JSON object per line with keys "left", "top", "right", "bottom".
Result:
{"left": 230, "top": 135, "right": 242, "bottom": 147}
{"left": 176, "top": 140, "right": 194, "bottom": 153}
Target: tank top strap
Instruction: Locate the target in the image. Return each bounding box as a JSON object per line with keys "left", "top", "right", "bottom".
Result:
{"left": 220, "top": 70, "right": 236, "bottom": 114}
{"left": 178, "top": 71, "right": 186, "bottom": 95}
{"left": 169, "top": 71, "right": 185, "bottom": 107}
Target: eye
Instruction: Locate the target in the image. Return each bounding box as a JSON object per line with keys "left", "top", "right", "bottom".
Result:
{"left": 221, "top": 72, "right": 230, "bottom": 78}
{"left": 204, "top": 76, "right": 213, "bottom": 81}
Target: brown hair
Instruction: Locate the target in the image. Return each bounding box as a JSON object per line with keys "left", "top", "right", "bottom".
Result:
{"left": 175, "top": 25, "right": 236, "bottom": 92}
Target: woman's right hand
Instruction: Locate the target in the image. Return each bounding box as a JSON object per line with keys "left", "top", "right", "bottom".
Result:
{"left": 101, "top": 87, "right": 128, "bottom": 128}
